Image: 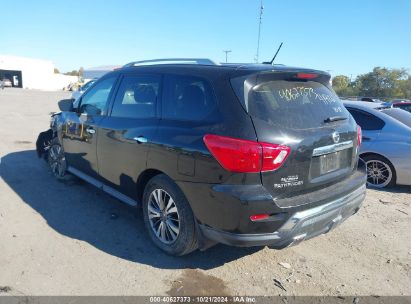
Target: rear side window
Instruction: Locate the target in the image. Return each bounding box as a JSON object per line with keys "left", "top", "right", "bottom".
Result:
{"left": 111, "top": 74, "right": 160, "bottom": 119}
{"left": 346, "top": 108, "right": 385, "bottom": 130}
{"left": 232, "top": 78, "right": 349, "bottom": 129}
{"left": 162, "top": 74, "right": 216, "bottom": 121}
{"left": 381, "top": 108, "right": 411, "bottom": 128}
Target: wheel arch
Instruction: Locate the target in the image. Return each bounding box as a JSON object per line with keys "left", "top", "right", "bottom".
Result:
{"left": 360, "top": 152, "right": 396, "bottom": 170}
{"left": 136, "top": 168, "right": 166, "bottom": 203}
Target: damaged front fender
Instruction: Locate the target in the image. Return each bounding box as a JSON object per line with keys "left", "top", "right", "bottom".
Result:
{"left": 36, "top": 129, "right": 54, "bottom": 159}
{"left": 35, "top": 112, "right": 63, "bottom": 159}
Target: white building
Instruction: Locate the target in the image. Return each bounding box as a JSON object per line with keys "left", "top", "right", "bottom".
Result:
{"left": 0, "top": 55, "right": 78, "bottom": 90}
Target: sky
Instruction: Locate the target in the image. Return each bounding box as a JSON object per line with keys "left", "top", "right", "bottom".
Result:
{"left": 1, "top": 0, "right": 410, "bottom": 77}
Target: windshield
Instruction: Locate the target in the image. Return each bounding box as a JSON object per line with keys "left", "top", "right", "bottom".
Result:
{"left": 381, "top": 108, "right": 411, "bottom": 128}
{"left": 234, "top": 79, "right": 349, "bottom": 129}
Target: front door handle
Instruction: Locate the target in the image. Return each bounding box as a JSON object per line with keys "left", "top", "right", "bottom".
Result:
{"left": 362, "top": 136, "right": 371, "bottom": 141}
{"left": 133, "top": 136, "right": 148, "bottom": 144}
{"left": 86, "top": 127, "right": 96, "bottom": 134}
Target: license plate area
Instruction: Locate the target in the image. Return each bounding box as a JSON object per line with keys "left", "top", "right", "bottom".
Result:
{"left": 320, "top": 152, "right": 340, "bottom": 174}
{"left": 310, "top": 145, "right": 353, "bottom": 180}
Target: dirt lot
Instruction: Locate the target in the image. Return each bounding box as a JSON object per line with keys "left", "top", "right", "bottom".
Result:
{"left": 0, "top": 89, "right": 410, "bottom": 296}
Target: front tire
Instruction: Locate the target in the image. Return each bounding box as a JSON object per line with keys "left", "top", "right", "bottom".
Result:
{"left": 362, "top": 154, "right": 396, "bottom": 188}
{"left": 47, "top": 137, "right": 70, "bottom": 181}
{"left": 142, "top": 174, "right": 198, "bottom": 256}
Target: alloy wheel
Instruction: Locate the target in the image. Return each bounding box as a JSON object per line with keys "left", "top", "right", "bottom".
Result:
{"left": 366, "top": 159, "right": 392, "bottom": 188}
{"left": 147, "top": 189, "right": 180, "bottom": 244}
{"left": 48, "top": 144, "right": 66, "bottom": 178}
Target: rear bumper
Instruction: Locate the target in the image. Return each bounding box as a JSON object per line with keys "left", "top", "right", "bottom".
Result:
{"left": 199, "top": 185, "right": 366, "bottom": 248}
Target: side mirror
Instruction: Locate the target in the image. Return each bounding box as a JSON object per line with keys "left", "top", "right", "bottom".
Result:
{"left": 58, "top": 98, "right": 74, "bottom": 112}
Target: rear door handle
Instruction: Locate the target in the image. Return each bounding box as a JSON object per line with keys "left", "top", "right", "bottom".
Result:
{"left": 133, "top": 136, "right": 148, "bottom": 144}
{"left": 86, "top": 127, "right": 95, "bottom": 134}
{"left": 362, "top": 136, "right": 371, "bottom": 141}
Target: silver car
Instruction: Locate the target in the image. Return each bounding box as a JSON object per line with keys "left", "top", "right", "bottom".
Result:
{"left": 343, "top": 100, "right": 411, "bottom": 188}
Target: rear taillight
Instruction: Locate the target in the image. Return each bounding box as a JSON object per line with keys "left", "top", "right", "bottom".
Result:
{"left": 203, "top": 134, "right": 291, "bottom": 173}
{"left": 357, "top": 125, "right": 362, "bottom": 146}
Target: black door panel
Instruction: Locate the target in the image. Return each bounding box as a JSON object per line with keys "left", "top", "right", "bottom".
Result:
{"left": 97, "top": 117, "right": 159, "bottom": 199}
{"left": 96, "top": 74, "right": 161, "bottom": 199}
{"left": 62, "top": 75, "right": 118, "bottom": 178}
{"left": 62, "top": 113, "right": 102, "bottom": 178}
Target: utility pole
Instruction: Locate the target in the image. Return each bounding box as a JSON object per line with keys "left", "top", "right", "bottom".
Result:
{"left": 255, "top": 0, "right": 264, "bottom": 63}
{"left": 223, "top": 50, "right": 232, "bottom": 63}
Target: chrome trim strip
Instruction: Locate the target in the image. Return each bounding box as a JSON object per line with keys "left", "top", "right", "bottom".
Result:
{"left": 312, "top": 140, "right": 353, "bottom": 157}
{"left": 67, "top": 166, "right": 138, "bottom": 207}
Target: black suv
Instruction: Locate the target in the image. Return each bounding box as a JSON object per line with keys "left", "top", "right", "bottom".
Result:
{"left": 37, "top": 58, "right": 367, "bottom": 256}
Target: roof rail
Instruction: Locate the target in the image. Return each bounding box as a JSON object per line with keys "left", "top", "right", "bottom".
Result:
{"left": 123, "top": 58, "right": 218, "bottom": 68}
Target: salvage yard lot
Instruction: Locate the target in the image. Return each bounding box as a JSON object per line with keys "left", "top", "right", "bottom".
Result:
{"left": 0, "top": 89, "right": 410, "bottom": 296}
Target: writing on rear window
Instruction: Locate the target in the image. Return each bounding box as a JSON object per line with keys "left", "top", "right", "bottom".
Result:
{"left": 278, "top": 86, "right": 338, "bottom": 104}
{"left": 232, "top": 79, "right": 349, "bottom": 129}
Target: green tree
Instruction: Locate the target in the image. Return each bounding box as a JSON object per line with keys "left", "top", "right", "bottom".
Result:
{"left": 355, "top": 67, "right": 408, "bottom": 98}
{"left": 64, "top": 70, "right": 79, "bottom": 76}
{"left": 332, "top": 75, "right": 358, "bottom": 97}
{"left": 398, "top": 76, "right": 411, "bottom": 99}
{"left": 332, "top": 75, "right": 350, "bottom": 89}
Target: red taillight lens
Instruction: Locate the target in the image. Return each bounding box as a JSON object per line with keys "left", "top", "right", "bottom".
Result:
{"left": 203, "top": 134, "right": 291, "bottom": 173}
{"left": 250, "top": 214, "right": 270, "bottom": 222}
{"left": 296, "top": 73, "right": 318, "bottom": 79}
{"left": 203, "top": 135, "right": 261, "bottom": 173}
{"left": 260, "top": 142, "right": 291, "bottom": 172}
{"left": 357, "top": 125, "right": 362, "bottom": 146}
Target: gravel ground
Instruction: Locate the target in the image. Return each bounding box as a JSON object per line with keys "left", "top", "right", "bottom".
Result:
{"left": 0, "top": 89, "right": 410, "bottom": 296}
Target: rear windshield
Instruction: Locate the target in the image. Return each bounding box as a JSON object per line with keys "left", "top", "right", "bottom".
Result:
{"left": 381, "top": 108, "right": 411, "bottom": 128}
{"left": 232, "top": 79, "right": 349, "bottom": 129}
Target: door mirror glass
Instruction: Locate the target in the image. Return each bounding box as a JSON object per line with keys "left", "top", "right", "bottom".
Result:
{"left": 58, "top": 98, "right": 74, "bottom": 112}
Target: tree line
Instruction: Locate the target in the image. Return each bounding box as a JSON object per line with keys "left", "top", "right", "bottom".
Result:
{"left": 54, "top": 67, "right": 84, "bottom": 77}
{"left": 332, "top": 67, "right": 411, "bottom": 100}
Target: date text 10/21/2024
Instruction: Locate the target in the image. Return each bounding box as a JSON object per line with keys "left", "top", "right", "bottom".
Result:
{"left": 149, "top": 296, "right": 257, "bottom": 303}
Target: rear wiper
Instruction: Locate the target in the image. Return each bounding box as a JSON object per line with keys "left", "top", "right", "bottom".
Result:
{"left": 323, "top": 116, "right": 347, "bottom": 123}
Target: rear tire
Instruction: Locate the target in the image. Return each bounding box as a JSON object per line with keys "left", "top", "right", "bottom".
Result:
{"left": 362, "top": 154, "right": 396, "bottom": 188}
{"left": 142, "top": 174, "right": 198, "bottom": 256}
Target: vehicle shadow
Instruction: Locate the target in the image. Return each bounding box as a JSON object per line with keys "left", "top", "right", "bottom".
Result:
{"left": 0, "top": 150, "right": 261, "bottom": 270}
{"left": 368, "top": 185, "right": 411, "bottom": 194}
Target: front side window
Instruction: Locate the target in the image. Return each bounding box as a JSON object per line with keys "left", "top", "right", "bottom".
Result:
{"left": 79, "top": 76, "right": 117, "bottom": 116}
{"left": 81, "top": 80, "right": 96, "bottom": 92}
{"left": 162, "top": 74, "right": 216, "bottom": 121}
{"left": 111, "top": 74, "right": 160, "bottom": 119}
{"left": 346, "top": 108, "right": 385, "bottom": 130}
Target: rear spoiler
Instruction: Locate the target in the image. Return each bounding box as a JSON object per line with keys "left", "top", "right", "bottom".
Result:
{"left": 254, "top": 70, "right": 331, "bottom": 86}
